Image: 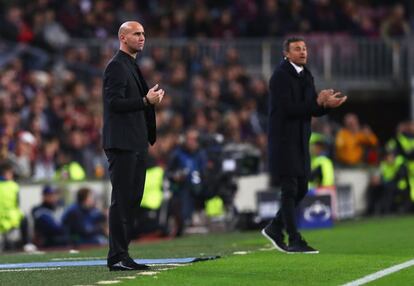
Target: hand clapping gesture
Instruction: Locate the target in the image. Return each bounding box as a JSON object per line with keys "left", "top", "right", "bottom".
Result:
{"left": 317, "top": 89, "right": 347, "bottom": 108}
{"left": 146, "top": 84, "right": 165, "bottom": 105}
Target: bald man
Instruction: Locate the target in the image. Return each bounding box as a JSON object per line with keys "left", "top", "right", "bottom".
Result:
{"left": 103, "top": 21, "right": 164, "bottom": 271}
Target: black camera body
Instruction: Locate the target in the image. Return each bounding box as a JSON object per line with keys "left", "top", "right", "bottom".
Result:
{"left": 200, "top": 134, "right": 261, "bottom": 204}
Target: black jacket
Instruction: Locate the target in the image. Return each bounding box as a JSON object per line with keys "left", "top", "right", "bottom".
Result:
{"left": 268, "top": 59, "right": 328, "bottom": 179}
{"left": 102, "top": 50, "right": 156, "bottom": 151}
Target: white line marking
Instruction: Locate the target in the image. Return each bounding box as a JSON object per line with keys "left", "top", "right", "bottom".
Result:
{"left": 137, "top": 271, "right": 159, "bottom": 276}
{"left": 148, "top": 263, "right": 189, "bottom": 267}
{"left": 50, "top": 257, "right": 105, "bottom": 261}
{"left": 96, "top": 281, "right": 120, "bottom": 285}
{"left": 116, "top": 276, "right": 137, "bottom": 280}
{"left": 341, "top": 258, "right": 414, "bottom": 286}
{"left": 233, "top": 251, "right": 250, "bottom": 255}
{"left": 158, "top": 267, "right": 177, "bottom": 271}
{"left": 0, "top": 267, "right": 61, "bottom": 272}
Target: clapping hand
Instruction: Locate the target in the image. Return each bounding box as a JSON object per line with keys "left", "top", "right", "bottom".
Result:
{"left": 146, "top": 84, "right": 165, "bottom": 105}
{"left": 317, "top": 89, "right": 347, "bottom": 108}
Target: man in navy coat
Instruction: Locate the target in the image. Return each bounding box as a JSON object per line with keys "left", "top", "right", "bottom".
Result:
{"left": 262, "top": 37, "right": 346, "bottom": 253}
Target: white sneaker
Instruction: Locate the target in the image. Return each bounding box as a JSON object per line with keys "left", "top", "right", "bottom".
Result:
{"left": 23, "top": 243, "right": 38, "bottom": 253}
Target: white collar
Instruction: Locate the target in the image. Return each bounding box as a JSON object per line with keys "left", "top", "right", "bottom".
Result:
{"left": 289, "top": 61, "right": 304, "bottom": 74}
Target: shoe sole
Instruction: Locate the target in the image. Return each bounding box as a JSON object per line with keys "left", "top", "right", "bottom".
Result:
{"left": 109, "top": 262, "right": 150, "bottom": 271}
{"left": 109, "top": 266, "right": 134, "bottom": 271}
{"left": 261, "top": 229, "right": 288, "bottom": 253}
{"left": 109, "top": 266, "right": 149, "bottom": 271}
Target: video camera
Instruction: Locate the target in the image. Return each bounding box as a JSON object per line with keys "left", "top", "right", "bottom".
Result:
{"left": 199, "top": 133, "right": 261, "bottom": 176}
{"left": 198, "top": 133, "right": 262, "bottom": 205}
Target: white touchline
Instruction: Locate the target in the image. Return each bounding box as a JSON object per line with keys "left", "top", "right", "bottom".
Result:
{"left": 50, "top": 257, "right": 105, "bottom": 261}
{"left": 148, "top": 263, "right": 189, "bottom": 267}
{"left": 341, "top": 258, "right": 414, "bottom": 286}
{"left": 0, "top": 267, "right": 62, "bottom": 272}
{"left": 96, "top": 280, "right": 120, "bottom": 285}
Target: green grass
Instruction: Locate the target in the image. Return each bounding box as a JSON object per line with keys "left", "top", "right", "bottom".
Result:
{"left": 0, "top": 216, "right": 414, "bottom": 286}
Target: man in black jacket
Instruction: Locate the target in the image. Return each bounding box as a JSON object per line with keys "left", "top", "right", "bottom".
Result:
{"left": 262, "top": 37, "right": 346, "bottom": 254}
{"left": 103, "top": 21, "right": 164, "bottom": 271}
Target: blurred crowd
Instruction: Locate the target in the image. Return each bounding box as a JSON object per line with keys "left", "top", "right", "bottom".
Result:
{"left": 1, "top": 0, "right": 414, "bottom": 250}
{"left": 311, "top": 114, "right": 414, "bottom": 216}
{"left": 0, "top": 0, "right": 412, "bottom": 44}
{"left": 0, "top": 44, "right": 270, "bottom": 182}
{"left": 0, "top": 0, "right": 412, "bottom": 184}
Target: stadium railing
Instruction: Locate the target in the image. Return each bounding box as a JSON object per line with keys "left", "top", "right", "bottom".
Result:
{"left": 64, "top": 36, "right": 412, "bottom": 90}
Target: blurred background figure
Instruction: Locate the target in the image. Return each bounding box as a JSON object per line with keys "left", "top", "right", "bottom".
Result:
{"left": 62, "top": 187, "right": 107, "bottom": 246}
{"left": 132, "top": 146, "right": 168, "bottom": 238}
{"left": 0, "top": 161, "right": 36, "bottom": 252}
{"left": 309, "top": 133, "right": 335, "bottom": 189}
{"left": 33, "top": 137, "right": 59, "bottom": 181}
{"left": 9, "top": 131, "right": 36, "bottom": 180}
{"left": 54, "top": 149, "right": 86, "bottom": 181}
{"left": 31, "top": 185, "right": 68, "bottom": 247}
{"left": 167, "top": 129, "right": 208, "bottom": 235}
{"left": 335, "top": 113, "right": 378, "bottom": 166}
{"left": 384, "top": 121, "right": 414, "bottom": 212}
{"left": 366, "top": 147, "right": 410, "bottom": 216}
{"left": 380, "top": 3, "right": 411, "bottom": 43}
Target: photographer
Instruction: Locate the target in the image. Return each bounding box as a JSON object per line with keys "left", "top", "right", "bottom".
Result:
{"left": 167, "top": 129, "right": 208, "bottom": 235}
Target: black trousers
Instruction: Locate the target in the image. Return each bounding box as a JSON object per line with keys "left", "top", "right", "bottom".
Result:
{"left": 269, "top": 176, "right": 308, "bottom": 243}
{"left": 105, "top": 149, "right": 147, "bottom": 265}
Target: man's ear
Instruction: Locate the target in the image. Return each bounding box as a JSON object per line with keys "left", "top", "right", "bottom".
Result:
{"left": 119, "top": 34, "right": 125, "bottom": 43}
{"left": 283, "top": 51, "right": 288, "bottom": 60}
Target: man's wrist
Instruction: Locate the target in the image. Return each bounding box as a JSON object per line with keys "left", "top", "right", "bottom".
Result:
{"left": 143, "top": 96, "right": 149, "bottom": 106}
{"left": 317, "top": 98, "right": 324, "bottom": 107}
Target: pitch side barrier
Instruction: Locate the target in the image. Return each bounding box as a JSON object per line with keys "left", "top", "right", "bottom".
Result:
{"left": 18, "top": 168, "right": 369, "bottom": 220}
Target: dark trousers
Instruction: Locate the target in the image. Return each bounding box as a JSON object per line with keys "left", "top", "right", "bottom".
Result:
{"left": 105, "top": 149, "right": 147, "bottom": 265}
{"left": 268, "top": 176, "right": 308, "bottom": 243}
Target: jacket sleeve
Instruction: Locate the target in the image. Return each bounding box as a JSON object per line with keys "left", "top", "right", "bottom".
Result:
{"left": 312, "top": 105, "right": 329, "bottom": 117}
{"left": 270, "top": 71, "right": 328, "bottom": 119}
{"left": 309, "top": 78, "right": 330, "bottom": 117}
{"left": 104, "top": 61, "right": 146, "bottom": 112}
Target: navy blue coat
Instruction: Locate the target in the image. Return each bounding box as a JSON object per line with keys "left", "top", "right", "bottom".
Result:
{"left": 268, "top": 60, "right": 328, "bottom": 180}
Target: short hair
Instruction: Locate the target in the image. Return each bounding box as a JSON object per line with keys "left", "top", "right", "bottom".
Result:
{"left": 0, "top": 160, "right": 13, "bottom": 175}
{"left": 283, "top": 37, "right": 306, "bottom": 52}
{"left": 77, "top": 187, "right": 91, "bottom": 204}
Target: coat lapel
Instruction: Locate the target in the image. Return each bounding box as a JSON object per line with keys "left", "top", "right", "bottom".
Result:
{"left": 126, "top": 61, "right": 146, "bottom": 95}
{"left": 115, "top": 51, "right": 146, "bottom": 96}
{"left": 135, "top": 64, "right": 149, "bottom": 94}
{"left": 281, "top": 60, "right": 302, "bottom": 78}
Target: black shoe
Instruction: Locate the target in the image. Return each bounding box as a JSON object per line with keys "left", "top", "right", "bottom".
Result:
{"left": 108, "top": 257, "right": 150, "bottom": 271}
{"left": 286, "top": 238, "right": 319, "bottom": 254}
{"left": 261, "top": 227, "right": 288, "bottom": 253}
